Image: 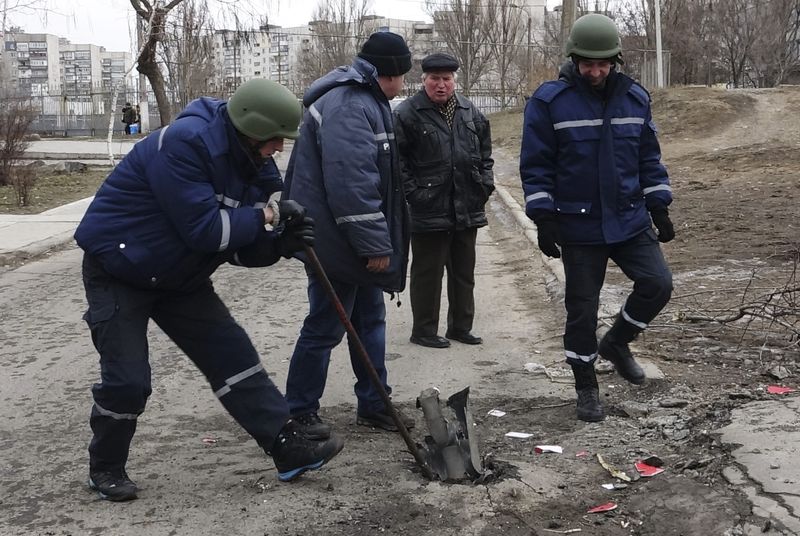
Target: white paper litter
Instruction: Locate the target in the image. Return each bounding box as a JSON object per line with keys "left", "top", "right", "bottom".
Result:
{"left": 505, "top": 431, "right": 534, "bottom": 439}
{"left": 487, "top": 409, "right": 506, "bottom": 417}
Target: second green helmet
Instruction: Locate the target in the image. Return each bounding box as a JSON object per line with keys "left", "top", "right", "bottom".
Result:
{"left": 227, "top": 78, "right": 302, "bottom": 141}
{"left": 565, "top": 13, "right": 622, "bottom": 60}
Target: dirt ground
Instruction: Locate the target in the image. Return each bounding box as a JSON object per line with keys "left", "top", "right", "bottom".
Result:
{"left": 488, "top": 85, "right": 800, "bottom": 535}
{"left": 1, "top": 86, "right": 798, "bottom": 536}
{"left": 0, "top": 167, "right": 108, "bottom": 215}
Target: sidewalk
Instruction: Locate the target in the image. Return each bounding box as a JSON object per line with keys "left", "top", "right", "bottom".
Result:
{"left": 26, "top": 138, "right": 137, "bottom": 160}
{"left": 0, "top": 197, "right": 93, "bottom": 259}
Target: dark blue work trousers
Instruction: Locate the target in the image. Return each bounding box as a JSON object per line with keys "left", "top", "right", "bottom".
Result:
{"left": 81, "top": 254, "right": 289, "bottom": 471}
{"left": 561, "top": 229, "right": 673, "bottom": 365}
{"left": 285, "top": 271, "right": 389, "bottom": 417}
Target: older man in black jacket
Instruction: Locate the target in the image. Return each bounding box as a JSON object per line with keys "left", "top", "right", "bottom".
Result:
{"left": 394, "top": 53, "right": 494, "bottom": 349}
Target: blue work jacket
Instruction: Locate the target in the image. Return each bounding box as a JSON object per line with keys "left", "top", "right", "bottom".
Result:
{"left": 75, "top": 98, "right": 284, "bottom": 290}
{"left": 283, "top": 58, "right": 409, "bottom": 292}
{"left": 520, "top": 63, "right": 672, "bottom": 245}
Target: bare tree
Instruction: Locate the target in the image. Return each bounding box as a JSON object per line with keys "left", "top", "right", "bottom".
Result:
{"left": 709, "top": 0, "right": 758, "bottom": 88}
{"left": 130, "top": 0, "right": 188, "bottom": 126}
{"left": 161, "top": 0, "right": 218, "bottom": 107}
{"left": 425, "top": 0, "right": 493, "bottom": 94}
{"left": 484, "top": 0, "right": 526, "bottom": 107}
{"left": 747, "top": 0, "right": 800, "bottom": 86}
{"left": 296, "top": 0, "right": 372, "bottom": 87}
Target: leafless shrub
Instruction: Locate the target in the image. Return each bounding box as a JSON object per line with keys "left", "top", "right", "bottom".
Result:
{"left": 9, "top": 166, "right": 37, "bottom": 207}
{"left": 670, "top": 246, "right": 800, "bottom": 348}
{"left": 0, "top": 97, "right": 37, "bottom": 187}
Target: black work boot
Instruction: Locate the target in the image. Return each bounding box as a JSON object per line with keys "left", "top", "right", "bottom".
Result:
{"left": 293, "top": 411, "right": 331, "bottom": 440}
{"left": 88, "top": 468, "right": 138, "bottom": 501}
{"left": 598, "top": 316, "right": 646, "bottom": 385}
{"left": 571, "top": 363, "right": 605, "bottom": 422}
{"left": 269, "top": 420, "right": 344, "bottom": 482}
{"left": 356, "top": 406, "right": 415, "bottom": 432}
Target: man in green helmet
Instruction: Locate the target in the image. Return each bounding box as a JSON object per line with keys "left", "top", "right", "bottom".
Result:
{"left": 74, "top": 78, "right": 344, "bottom": 502}
{"left": 520, "top": 14, "right": 674, "bottom": 422}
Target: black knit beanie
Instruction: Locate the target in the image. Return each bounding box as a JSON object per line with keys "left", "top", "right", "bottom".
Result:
{"left": 357, "top": 31, "right": 412, "bottom": 76}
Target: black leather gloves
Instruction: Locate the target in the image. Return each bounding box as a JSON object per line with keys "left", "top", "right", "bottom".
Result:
{"left": 650, "top": 208, "right": 675, "bottom": 243}
{"left": 277, "top": 217, "right": 315, "bottom": 258}
{"left": 276, "top": 200, "right": 306, "bottom": 227}
{"left": 534, "top": 213, "right": 562, "bottom": 259}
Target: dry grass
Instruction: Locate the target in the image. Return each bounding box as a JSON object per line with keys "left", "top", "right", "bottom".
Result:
{"left": 0, "top": 167, "right": 109, "bottom": 215}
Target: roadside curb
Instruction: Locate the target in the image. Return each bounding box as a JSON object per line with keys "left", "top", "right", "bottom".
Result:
{"left": 493, "top": 184, "right": 565, "bottom": 285}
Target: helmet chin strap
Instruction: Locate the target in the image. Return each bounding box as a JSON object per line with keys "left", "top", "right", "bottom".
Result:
{"left": 236, "top": 132, "right": 268, "bottom": 169}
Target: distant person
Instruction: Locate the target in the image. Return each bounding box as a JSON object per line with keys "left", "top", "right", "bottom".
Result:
{"left": 519, "top": 14, "right": 675, "bottom": 422}
{"left": 121, "top": 102, "right": 136, "bottom": 135}
{"left": 282, "top": 31, "right": 415, "bottom": 438}
{"left": 394, "top": 52, "right": 494, "bottom": 349}
{"left": 75, "top": 79, "right": 343, "bottom": 502}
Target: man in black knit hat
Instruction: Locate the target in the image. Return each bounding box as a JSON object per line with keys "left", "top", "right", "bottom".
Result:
{"left": 282, "top": 32, "right": 416, "bottom": 439}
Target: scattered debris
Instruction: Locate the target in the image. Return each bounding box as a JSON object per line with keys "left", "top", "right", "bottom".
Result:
{"left": 535, "top": 445, "right": 563, "bottom": 454}
{"left": 542, "top": 528, "right": 582, "bottom": 534}
{"left": 642, "top": 455, "right": 664, "bottom": 467}
{"left": 505, "top": 432, "right": 534, "bottom": 439}
{"left": 576, "top": 450, "right": 590, "bottom": 458}
{"left": 767, "top": 385, "right": 794, "bottom": 395}
{"left": 523, "top": 362, "right": 548, "bottom": 374}
{"left": 597, "top": 453, "right": 632, "bottom": 482}
{"left": 635, "top": 461, "right": 665, "bottom": 477}
{"left": 201, "top": 437, "right": 218, "bottom": 444}
{"left": 487, "top": 409, "right": 506, "bottom": 417}
{"left": 602, "top": 483, "right": 616, "bottom": 490}
{"left": 659, "top": 398, "right": 690, "bottom": 408}
{"left": 768, "top": 366, "right": 791, "bottom": 380}
{"left": 587, "top": 502, "right": 618, "bottom": 514}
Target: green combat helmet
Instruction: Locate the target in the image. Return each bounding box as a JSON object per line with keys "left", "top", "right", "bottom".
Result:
{"left": 565, "top": 13, "right": 622, "bottom": 62}
{"left": 227, "top": 78, "right": 302, "bottom": 140}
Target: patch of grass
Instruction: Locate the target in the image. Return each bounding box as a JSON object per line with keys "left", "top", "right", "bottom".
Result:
{"left": 0, "top": 167, "right": 109, "bottom": 215}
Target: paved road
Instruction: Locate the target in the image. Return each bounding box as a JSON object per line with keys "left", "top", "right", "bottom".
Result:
{"left": 0, "top": 140, "right": 797, "bottom": 534}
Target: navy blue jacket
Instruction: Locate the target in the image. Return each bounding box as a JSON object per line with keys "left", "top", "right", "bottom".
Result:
{"left": 520, "top": 63, "right": 671, "bottom": 245}
{"left": 283, "top": 58, "right": 409, "bottom": 292}
{"left": 75, "top": 98, "right": 284, "bottom": 290}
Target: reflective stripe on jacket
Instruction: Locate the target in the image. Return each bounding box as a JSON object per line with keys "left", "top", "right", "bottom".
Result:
{"left": 520, "top": 64, "right": 671, "bottom": 245}
{"left": 283, "top": 58, "right": 409, "bottom": 292}
{"left": 75, "top": 98, "right": 283, "bottom": 290}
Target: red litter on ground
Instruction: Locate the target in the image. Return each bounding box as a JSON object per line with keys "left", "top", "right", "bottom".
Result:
{"left": 635, "top": 461, "right": 665, "bottom": 477}
{"left": 587, "top": 502, "right": 618, "bottom": 514}
{"left": 575, "top": 450, "right": 590, "bottom": 458}
{"left": 767, "top": 385, "right": 795, "bottom": 395}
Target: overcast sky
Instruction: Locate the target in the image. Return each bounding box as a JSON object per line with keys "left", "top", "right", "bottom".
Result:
{"left": 7, "top": 0, "right": 434, "bottom": 53}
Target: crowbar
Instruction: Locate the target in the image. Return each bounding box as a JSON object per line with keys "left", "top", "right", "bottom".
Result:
{"left": 303, "top": 245, "right": 434, "bottom": 480}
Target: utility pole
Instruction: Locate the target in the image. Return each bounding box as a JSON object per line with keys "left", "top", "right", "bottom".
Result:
{"left": 559, "top": 0, "right": 577, "bottom": 53}
{"left": 654, "top": 0, "right": 664, "bottom": 87}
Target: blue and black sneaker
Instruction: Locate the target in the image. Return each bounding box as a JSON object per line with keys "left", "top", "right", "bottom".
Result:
{"left": 270, "top": 420, "right": 344, "bottom": 482}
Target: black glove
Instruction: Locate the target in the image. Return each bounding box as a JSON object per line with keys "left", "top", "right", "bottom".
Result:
{"left": 650, "top": 208, "right": 675, "bottom": 243}
{"left": 277, "top": 217, "right": 315, "bottom": 258}
{"left": 277, "top": 200, "right": 306, "bottom": 228}
{"left": 534, "top": 215, "right": 562, "bottom": 259}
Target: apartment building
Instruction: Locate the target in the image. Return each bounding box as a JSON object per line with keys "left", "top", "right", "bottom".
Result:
{"left": 2, "top": 32, "right": 61, "bottom": 95}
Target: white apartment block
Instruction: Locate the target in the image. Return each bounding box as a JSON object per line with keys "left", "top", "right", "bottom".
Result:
{"left": 2, "top": 32, "right": 61, "bottom": 95}
{"left": 2, "top": 31, "right": 134, "bottom": 98}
